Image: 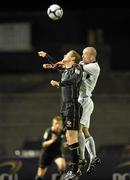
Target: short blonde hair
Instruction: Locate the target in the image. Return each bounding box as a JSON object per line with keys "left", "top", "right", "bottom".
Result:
{"left": 52, "top": 115, "right": 62, "bottom": 124}
{"left": 70, "top": 50, "right": 81, "bottom": 64}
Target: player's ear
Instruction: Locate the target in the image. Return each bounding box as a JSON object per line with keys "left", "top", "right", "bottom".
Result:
{"left": 71, "top": 57, "right": 76, "bottom": 62}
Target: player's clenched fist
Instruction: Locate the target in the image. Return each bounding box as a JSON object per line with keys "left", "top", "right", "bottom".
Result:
{"left": 43, "top": 64, "right": 53, "bottom": 69}
{"left": 38, "top": 51, "right": 47, "bottom": 58}
{"left": 50, "top": 80, "right": 59, "bottom": 88}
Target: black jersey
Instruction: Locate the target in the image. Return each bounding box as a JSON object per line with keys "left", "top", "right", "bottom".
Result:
{"left": 44, "top": 55, "right": 83, "bottom": 130}
{"left": 59, "top": 65, "right": 83, "bottom": 130}
{"left": 59, "top": 65, "right": 83, "bottom": 103}
{"left": 43, "top": 128, "right": 64, "bottom": 155}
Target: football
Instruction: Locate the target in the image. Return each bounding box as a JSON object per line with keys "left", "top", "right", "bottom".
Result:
{"left": 47, "top": 4, "right": 63, "bottom": 21}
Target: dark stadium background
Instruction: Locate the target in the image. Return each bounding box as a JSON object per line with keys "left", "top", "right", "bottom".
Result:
{"left": 0, "top": 1, "right": 130, "bottom": 180}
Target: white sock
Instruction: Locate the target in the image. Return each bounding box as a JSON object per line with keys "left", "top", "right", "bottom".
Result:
{"left": 85, "top": 136, "right": 96, "bottom": 162}
{"left": 79, "top": 132, "right": 85, "bottom": 160}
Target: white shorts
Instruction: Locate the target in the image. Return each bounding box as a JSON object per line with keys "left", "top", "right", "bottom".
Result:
{"left": 78, "top": 97, "right": 94, "bottom": 128}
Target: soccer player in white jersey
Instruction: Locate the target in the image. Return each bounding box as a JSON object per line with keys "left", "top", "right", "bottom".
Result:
{"left": 78, "top": 47, "right": 101, "bottom": 174}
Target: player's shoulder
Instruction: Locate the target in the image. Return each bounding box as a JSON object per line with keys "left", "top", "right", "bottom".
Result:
{"left": 92, "top": 62, "right": 100, "bottom": 72}
{"left": 83, "top": 62, "right": 98, "bottom": 69}
{"left": 75, "top": 64, "right": 82, "bottom": 74}
{"left": 95, "top": 62, "right": 100, "bottom": 70}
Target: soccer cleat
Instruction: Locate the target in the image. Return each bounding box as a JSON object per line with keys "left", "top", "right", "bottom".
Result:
{"left": 78, "top": 159, "right": 87, "bottom": 173}
{"left": 79, "top": 159, "right": 87, "bottom": 166}
{"left": 63, "top": 169, "right": 82, "bottom": 180}
{"left": 87, "top": 157, "right": 101, "bottom": 174}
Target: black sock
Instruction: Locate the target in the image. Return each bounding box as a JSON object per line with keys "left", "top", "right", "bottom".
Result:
{"left": 69, "top": 142, "right": 80, "bottom": 172}
{"left": 55, "top": 174, "right": 62, "bottom": 180}
{"left": 35, "top": 176, "right": 43, "bottom": 180}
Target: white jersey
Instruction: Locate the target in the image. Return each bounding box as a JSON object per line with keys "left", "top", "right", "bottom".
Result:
{"left": 79, "top": 61, "right": 100, "bottom": 100}
{"left": 78, "top": 61, "right": 100, "bottom": 128}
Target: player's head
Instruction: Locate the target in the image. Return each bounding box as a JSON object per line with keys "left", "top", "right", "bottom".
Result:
{"left": 62, "top": 50, "right": 81, "bottom": 66}
{"left": 52, "top": 115, "right": 63, "bottom": 132}
{"left": 82, "top": 47, "right": 97, "bottom": 63}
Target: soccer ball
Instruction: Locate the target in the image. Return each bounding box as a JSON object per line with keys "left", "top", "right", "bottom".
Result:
{"left": 47, "top": 4, "right": 63, "bottom": 21}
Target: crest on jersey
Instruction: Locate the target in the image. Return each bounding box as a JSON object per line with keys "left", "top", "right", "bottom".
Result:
{"left": 75, "top": 68, "right": 80, "bottom": 75}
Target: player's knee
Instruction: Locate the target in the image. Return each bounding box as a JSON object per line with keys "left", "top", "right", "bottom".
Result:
{"left": 61, "top": 161, "right": 67, "bottom": 172}
{"left": 56, "top": 159, "right": 67, "bottom": 172}
{"left": 59, "top": 163, "right": 66, "bottom": 172}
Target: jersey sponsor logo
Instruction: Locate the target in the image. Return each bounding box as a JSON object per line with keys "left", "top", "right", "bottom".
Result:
{"left": 66, "top": 121, "right": 72, "bottom": 127}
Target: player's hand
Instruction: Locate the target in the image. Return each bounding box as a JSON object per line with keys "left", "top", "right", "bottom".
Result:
{"left": 51, "top": 133, "right": 57, "bottom": 142}
{"left": 43, "top": 64, "right": 53, "bottom": 69}
{"left": 50, "top": 80, "right": 59, "bottom": 88}
{"left": 38, "top": 51, "right": 47, "bottom": 58}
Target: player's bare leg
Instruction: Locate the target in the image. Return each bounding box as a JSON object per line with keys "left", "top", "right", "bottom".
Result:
{"left": 35, "top": 167, "right": 47, "bottom": 180}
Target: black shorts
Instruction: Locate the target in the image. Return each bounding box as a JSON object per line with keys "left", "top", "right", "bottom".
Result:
{"left": 38, "top": 149, "right": 62, "bottom": 168}
{"left": 60, "top": 101, "right": 83, "bottom": 130}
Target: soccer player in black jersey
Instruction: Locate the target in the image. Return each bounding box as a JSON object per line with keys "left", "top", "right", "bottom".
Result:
{"left": 38, "top": 50, "right": 83, "bottom": 179}
{"left": 35, "top": 115, "right": 66, "bottom": 180}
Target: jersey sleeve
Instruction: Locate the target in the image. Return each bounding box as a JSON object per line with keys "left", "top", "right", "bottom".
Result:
{"left": 46, "top": 54, "right": 55, "bottom": 64}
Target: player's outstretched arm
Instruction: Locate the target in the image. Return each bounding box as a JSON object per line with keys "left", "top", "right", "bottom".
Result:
{"left": 53, "top": 61, "right": 65, "bottom": 68}
{"left": 43, "top": 61, "right": 64, "bottom": 69}
{"left": 38, "top": 50, "right": 56, "bottom": 66}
